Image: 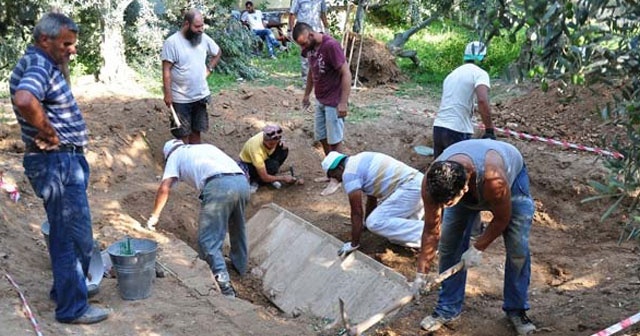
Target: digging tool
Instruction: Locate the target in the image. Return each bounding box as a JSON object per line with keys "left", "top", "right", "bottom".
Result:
{"left": 169, "top": 105, "right": 182, "bottom": 129}
{"left": 340, "top": 260, "right": 465, "bottom": 336}
{"left": 289, "top": 166, "right": 304, "bottom": 185}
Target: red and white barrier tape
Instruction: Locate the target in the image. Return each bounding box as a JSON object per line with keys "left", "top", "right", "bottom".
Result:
{"left": 4, "top": 272, "right": 44, "bottom": 336}
{"left": 0, "top": 176, "right": 20, "bottom": 202}
{"left": 490, "top": 126, "right": 625, "bottom": 159}
{"left": 408, "top": 107, "right": 624, "bottom": 159}
{"left": 590, "top": 311, "right": 640, "bottom": 336}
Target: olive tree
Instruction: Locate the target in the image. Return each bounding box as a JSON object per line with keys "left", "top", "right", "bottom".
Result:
{"left": 482, "top": 0, "right": 640, "bottom": 241}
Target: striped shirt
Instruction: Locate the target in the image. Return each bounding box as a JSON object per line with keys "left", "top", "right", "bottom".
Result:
{"left": 9, "top": 45, "right": 88, "bottom": 148}
{"left": 342, "top": 152, "right": 418, "bottom": 199}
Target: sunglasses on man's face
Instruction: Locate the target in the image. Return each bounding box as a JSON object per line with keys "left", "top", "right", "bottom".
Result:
{"left": 266, "top": 129, "right": 283, "bottom": 137}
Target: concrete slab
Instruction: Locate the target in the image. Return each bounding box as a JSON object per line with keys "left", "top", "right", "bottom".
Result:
{"left": 246, "top": 203, "right": 412, "bottom": 323}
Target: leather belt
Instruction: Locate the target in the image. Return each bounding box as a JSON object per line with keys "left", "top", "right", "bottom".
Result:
{"left": 203, "top": 172, "right": 244, "bottom": 186}
{"left": 27, "top": 144, "right": 84, "bottom": 154}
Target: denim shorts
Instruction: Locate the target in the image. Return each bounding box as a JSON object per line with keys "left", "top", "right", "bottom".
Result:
{"left": 314, "top": 102, "right": 344, "bottom": 145}
{"left": 171, "top": 96, "right": 210, "bottom": 138}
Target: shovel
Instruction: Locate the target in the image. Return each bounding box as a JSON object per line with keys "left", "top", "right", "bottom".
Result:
{"left": 339, "top": 260, "right": 465, "bottom": 336}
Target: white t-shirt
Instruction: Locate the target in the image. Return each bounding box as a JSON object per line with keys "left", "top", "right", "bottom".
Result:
{"left": 241, "top": 10, "right": 266, "bottom": 30}
{"left": 162, "top": 144, "right": 244, "bottom": 192}
{"left": 161, "top": 31, "right": 220, "bottom": 103}
{"left": 290, "top": 0, "right": 327, "bottom": 32}
{"left": 433, "top": 63, "right": 490, "bottom": 134}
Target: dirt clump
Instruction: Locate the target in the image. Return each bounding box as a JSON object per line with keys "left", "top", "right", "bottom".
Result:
{"left": 344, "top": 32, "right": 406, "bottom": 86}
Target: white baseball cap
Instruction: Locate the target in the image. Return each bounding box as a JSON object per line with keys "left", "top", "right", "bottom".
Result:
{"left": 163, "top": 139, "right": 184, "bottom": 159}
{"left": 321, "top": 151, "right": 347, "bottom": 174}
{"left": 463, "top": 41, "right": 487, "bottom": 62}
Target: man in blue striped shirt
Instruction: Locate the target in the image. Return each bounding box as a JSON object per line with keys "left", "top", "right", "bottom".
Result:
{"left": 321, "top": 151, "right": 425, "bottom": 257}
{"left": 10, "top": 12, "right": 109, "bottom": 324}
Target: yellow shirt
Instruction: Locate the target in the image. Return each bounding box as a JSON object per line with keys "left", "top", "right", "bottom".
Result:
{"left": 239, "top": 132, "right": 275, "bottom": 169}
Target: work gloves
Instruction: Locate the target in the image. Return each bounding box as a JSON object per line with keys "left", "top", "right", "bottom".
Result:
{"left": 146, "top": 215, "right": 159, "bottom": 231}
{"left": 482, "top": 128, "right": 496, "bottom": 140}
{"left": 461, "top": 245, "right": 483, "bottom": 269}
{"left": 410, "top": 272, "right": 430, "bottom": 300}
{"left": 337, "top": 242, "right": 359, "bottom": 258}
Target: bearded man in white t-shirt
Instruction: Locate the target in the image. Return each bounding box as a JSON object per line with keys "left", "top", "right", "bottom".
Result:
{"left": 161, "top": 9, "right": 221, "bottom": 144}
{"left": 432, "top": 41, "right": 496, "bottom": 157}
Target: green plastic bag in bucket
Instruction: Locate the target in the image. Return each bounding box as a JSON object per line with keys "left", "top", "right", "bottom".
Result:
{"left": 107, "top": 237, "right": 157, "bottom": 300}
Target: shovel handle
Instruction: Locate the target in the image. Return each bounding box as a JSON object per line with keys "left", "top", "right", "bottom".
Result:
{"left": 169, "top": 105, "right": 182, "bottom": 128}
{"left": 347, "top": 261, "right": 465, "bottom": 336}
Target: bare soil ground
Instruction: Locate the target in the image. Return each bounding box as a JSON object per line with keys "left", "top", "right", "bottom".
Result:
{"left": 1, "top": 73, "right": 639, "bottom": 336}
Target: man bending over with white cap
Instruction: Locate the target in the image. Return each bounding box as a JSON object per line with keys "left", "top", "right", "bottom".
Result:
{"left": 146, "top": 139, "right": 249, "bottom": 298}
{"left": 322, "top": 151, "right": 425, "bottom": 257}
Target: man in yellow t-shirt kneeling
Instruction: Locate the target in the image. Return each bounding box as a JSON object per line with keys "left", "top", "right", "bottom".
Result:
{"left": 238, "top": 125, "right": 296, "bottom": 192}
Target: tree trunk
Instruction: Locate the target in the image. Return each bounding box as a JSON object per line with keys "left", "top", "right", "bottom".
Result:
{"left": 352, "top": 0, "right": 368, "bottom": 34}
{"left": 409, "top": 0, "right": 420, "bottom": 25}
{"left": 386, "top": 15, "right": 439, "bottom": 65}
{"left": 98, "top": 0, "right": 134, "bottom": 82}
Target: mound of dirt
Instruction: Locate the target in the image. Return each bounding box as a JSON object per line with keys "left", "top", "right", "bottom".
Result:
{"left": 344, "top": 32, "right": 405, "bottom": 86}
{"left": 493, "top": 82, "right": 624, "bottom": 150}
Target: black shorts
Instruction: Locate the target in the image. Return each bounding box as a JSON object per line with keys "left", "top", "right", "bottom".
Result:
{"left": 170, "top": 96, "right": 210, "bottom": 139}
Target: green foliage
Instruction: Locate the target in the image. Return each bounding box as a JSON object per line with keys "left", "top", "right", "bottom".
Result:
{"left": 123, "top": 0, "right": 166, "bottom": 77}
{"left": 207, "top": 72, "right": 238, "bottom": 93}
{"left": 348, "top": 104, "right": 381, "bottom": 122}
{"left": 207, "top": 11, "right": 264, "bottom": 81}
{"left": 371, "top": 21, "right": 521, "bottom": 87}
{"left": 502, "top": 0, "right": 640, "bottom": 243}
{"left": 250, "top": 47, "right": 300, "bottom": 87}
{"left": 0, "top": 0, "right": 46, "bottom": 82}
{"left": 72, "top": 6, "right": 102, "bottom": 76}
{"left": 368, "top": 0, "right": 409, "bottom": 26}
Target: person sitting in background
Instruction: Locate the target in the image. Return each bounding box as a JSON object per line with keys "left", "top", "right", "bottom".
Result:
{"left": 241, "top": 1, "right": 285, "bottom": 59}
{"left": 238, "top": 125, "right": 296, "bottom": 192}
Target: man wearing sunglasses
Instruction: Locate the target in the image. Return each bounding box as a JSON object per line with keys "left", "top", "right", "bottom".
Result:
{"left": 238, "top": 125, "right": 296, "bottom": 191}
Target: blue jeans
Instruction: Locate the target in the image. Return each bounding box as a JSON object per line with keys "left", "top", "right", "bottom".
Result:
{"left": 253, "top": 29, "right": 280, "bottom": 57}
{"left": 23, "top": 152, "right": 93, "bottom": 322}
{"left": 435, "top": 166, "right": 534, "bottom": 319}
{"left": 432, "top": 126, "right": 472, "bottom": 158}
{"left": 198, "top": 174, "right": 250, "bottom": 278}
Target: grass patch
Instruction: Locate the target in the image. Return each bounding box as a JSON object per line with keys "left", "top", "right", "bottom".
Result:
{"left": 369, "top": 21, "right": 521, "bottom": 87}
{"left": 208, "top": 73, "right": 240, "bottom": 94}
{"left": 251, "top": 45, "right": 302, "bottom": 88}
{"left": 348, "top": 104, "right": 381, "bottom": 122}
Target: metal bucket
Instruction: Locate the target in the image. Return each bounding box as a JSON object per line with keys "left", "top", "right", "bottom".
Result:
{"left": 107, "top": 237, "right": 157, "bottom": 300}
{"left": 41, "top": 221, "right": 103, "bottom": 296}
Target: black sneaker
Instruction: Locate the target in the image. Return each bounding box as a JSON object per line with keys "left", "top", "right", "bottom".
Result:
{"left": 507, "top": 311, "right": 536, "bottom": 335}
{"left": 215, "top": 274, "right": 236, "bottom": 298}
